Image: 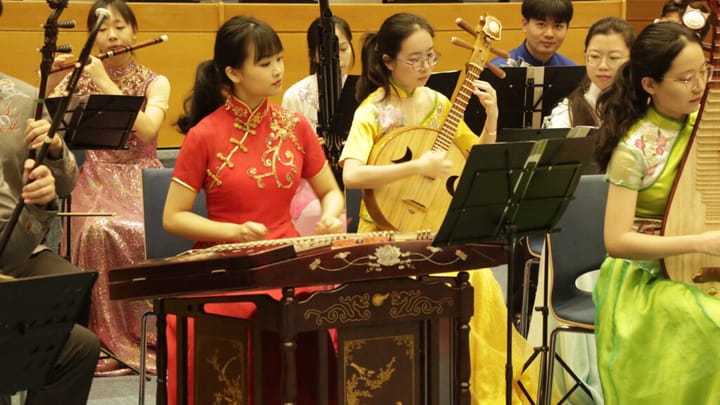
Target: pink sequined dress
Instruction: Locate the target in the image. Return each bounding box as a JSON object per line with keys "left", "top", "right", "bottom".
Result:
{"left": 56, "top": 61, "right": 166, "bottom": 375}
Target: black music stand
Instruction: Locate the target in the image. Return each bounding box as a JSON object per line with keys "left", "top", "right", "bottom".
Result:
{"left": 44, "top": 94, "right": 144, "bottom": 375}
{"left": 464, "top": 66, "right": 586, "bottom": 132}
{"left": 433, "top": 136, "right": 595, "bottom": 405}
{"left": 0, "top": 271, "right": 97, "bottom": 396}
{"left": 45, "top": 94, "right": 141, "bottom": 257}
{"left": 426, "top": 69, "right": 461, "bottom": 99}
{"left": 499, "top": 127, "right": 599, "bottom": 175}
{"left": 45, "top": 94, "right": 143, "bottom": 149}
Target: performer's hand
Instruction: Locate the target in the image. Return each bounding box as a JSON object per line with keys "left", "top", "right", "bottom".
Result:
{"left": 415, "top": 150, "right": 452, "bottom": 179}
{"left": 233, "top": 221, "right": 269, "bottom": 242}
{"left": 51, "top": 53, "right": 76, "bottom": 72}
{"left": 22, "top": 159, "right": 57, "bottom": 206}
{"left": 25, "top": 119, "right": 63, "bottom": 157}
{"left": 84, "top": 56, "right": 117, "bottom": 94}
{"left": 471, "top": 80, "right": 498, "bottom": 121}
{"left": 315, "top": 214, "right": 344, "bottom": 235}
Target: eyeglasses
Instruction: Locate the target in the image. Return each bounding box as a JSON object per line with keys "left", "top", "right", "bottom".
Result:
{"left": 585, "top": 52, "right": 626, "bottom": 68}
{"left": 668, "top": 63, "right": 713, "bottom": 89}
{"left": 396, "top": 51, "right": 441, "bottom": 71}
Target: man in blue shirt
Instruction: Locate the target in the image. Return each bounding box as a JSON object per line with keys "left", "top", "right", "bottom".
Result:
{"left": 492, "top": 0, "right": 576, "bottom": 67}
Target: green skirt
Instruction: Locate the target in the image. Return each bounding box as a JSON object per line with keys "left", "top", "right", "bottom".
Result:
{"left": 594, "top": 257, "right": 720, "bottom": 404}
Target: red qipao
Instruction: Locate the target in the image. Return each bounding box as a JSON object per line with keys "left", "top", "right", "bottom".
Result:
{"left": 167, "top": 95, "right": 333, "bottom": 404}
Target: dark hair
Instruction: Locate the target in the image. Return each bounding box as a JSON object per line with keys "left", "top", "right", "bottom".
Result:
{"left": 175, "top": 16, "right": 283, "bottom": 134}
{"left": 566, "top": 17, "right": 635, "bottom": 127}
{"left": 306, "top": 16, "right": 354, "bottom": 75}
{"left": 595, "top": 21, "right": 702, "bottom": 171}
{"left": 356, "top": 13, "right": 434, "bottom": 103}
{"left": 88, "top": 0, "right": 138, "bottom": 32}
{"left": 660, "top": 0, "right": 685, "bottom": 17}
{"left": 521, "top": 0, "right": 574, "bottom": 24}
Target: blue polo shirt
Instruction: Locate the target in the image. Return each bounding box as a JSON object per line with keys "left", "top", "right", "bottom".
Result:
{"left": 490, "top": 41, "right": 577, "bottom": 67}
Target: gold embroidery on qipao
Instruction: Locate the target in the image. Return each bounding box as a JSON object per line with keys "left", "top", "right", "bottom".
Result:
{"left": 206, "top": 98, "right": 269, "bottom": 190}
{"left": 247, "top": 109, "right": 303, "bottom": 189}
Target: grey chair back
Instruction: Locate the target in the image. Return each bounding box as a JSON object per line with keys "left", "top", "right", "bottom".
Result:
{"left": 548, "top": 174, "right": 608, "bottom": 326}
{"left": 141, "top": 168, "right": 206, "bottom": 259}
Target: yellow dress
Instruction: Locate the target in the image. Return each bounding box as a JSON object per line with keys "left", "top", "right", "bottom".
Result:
{"left": 339, "top": 82, "right": 539, "bottom": 403}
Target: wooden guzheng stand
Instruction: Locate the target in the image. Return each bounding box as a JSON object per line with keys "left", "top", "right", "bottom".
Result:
{"left": 109, "top": 231, "right": 506, "bottom": 404}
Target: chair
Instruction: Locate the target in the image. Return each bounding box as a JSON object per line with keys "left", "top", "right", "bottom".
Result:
{"left": 540, "top": 174, "right": 608, "bottom": 405}
{"left": 142, "top": 168, "right": 206, "bottom": 260}
{"left": 519, "top": 234, "right": 544, "bottom": 337}
{"left": 139, "top": 167, "right": 206, "bottom": 404}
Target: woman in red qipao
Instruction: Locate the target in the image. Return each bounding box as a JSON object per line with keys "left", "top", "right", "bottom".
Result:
{"left": 163, "top": 15, "right": 345, "bottom": 405}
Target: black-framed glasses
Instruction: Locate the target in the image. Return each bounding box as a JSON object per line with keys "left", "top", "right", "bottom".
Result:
{"left": 396, "top": 51, "right": 441, "bottom": 71}
{"left": 585, "top": 52, "right": 626, "bottom": 68}
{"left": 669, "top": 63, "right": 713, "bottom": 89}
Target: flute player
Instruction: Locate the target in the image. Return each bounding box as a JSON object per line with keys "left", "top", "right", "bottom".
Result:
{"left": 49, "top": 0, "right": 170, "bottom": 376}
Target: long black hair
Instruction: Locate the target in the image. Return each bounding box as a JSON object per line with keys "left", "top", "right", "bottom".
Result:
{"left": 566, "top": 17, "right": 634, "bottom": 127}
{"left": 356, "top": 13, "right": 433, "bottom": 103}
{"left": 595, "top": 21, "right": 702, "bottom": 171}
{"left": 175, "top": 16, "right": 283, "bottom": 134}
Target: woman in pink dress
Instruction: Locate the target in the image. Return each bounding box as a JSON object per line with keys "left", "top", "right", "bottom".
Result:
{"left": 50, "top": 0, "right": 170, "bottom": 375}
{"left": 165, "top": 15, "right": 345, "bottom": 404}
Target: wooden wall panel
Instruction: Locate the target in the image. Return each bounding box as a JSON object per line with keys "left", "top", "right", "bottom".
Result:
{"left": 1, "top": 1, "right": 624, "bottom": 147}
{"left": 625, "top": 0, "right": 665, "bottom": 34}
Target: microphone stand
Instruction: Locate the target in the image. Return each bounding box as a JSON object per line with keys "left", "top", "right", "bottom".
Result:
{"left": 0, "top": 8, "right": 111, "bottom": 257}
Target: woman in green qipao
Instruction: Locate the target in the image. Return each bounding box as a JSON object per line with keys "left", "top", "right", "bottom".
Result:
{"left": 594, "top": 21, "right": 720, "bottom": 404}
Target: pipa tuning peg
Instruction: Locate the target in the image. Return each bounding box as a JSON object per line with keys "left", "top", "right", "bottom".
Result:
{"left": 486, "top": 62, "right": 506, "bottom": 79}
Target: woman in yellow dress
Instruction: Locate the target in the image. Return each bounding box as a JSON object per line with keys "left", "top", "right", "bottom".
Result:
{"left": 338, "top": 12, "right": 538, "bottom": 404}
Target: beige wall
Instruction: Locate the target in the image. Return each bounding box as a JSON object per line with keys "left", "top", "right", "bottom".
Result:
{"left": 1, "top": 1, "right": 625, "bottom": 147}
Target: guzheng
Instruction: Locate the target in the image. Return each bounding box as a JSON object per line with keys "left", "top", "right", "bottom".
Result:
{"left": 108, "top": 231, "right": 506, "bottom": 300}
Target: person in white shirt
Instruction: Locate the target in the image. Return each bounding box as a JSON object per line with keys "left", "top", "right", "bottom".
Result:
{"left": 543, "top": 17, "right": 634, "bottom": 129}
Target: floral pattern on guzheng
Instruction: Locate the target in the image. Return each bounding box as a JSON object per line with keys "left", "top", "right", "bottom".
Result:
{"left": 308, "top": 243, "right": 469, "bottom": 273}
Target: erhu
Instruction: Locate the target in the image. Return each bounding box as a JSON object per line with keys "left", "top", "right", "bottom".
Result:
{"left": 0, "top": 6, "right": 113, "bottom": 255}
